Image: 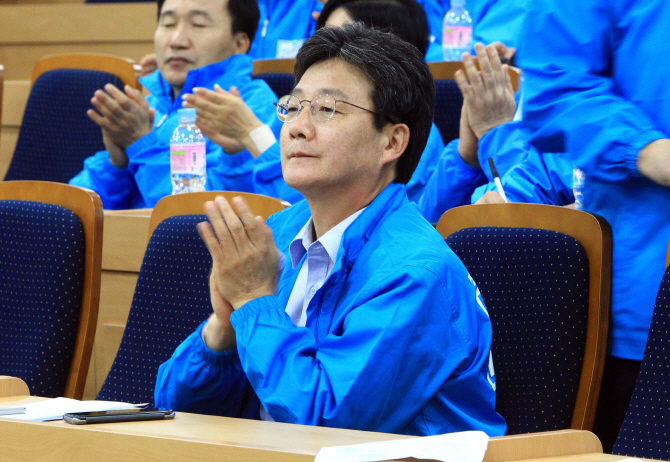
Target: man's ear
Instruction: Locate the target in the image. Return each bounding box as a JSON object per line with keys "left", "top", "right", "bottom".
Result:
{"left": 233, "top": 32, "right": 251, "bottom": 54}
{"left": 380, "top": 123, "right": 410, "bottom": 166}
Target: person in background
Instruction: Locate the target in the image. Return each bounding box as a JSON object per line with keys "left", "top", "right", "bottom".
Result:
{"left": 518, "top": 0, "right": 670, "bottom": 451}
{"left": 71, "top": 0, "right": 284, "bottom": 209}
{"left": 155, "top": 24, "right": 506, "bottom": 437}
{"left": 316, "top": 0, "right": 445, "bottom": 201}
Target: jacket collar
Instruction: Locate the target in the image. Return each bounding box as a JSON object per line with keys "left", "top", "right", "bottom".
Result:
{"left": 139, "top": 54, "right": 254, "bottom": 110}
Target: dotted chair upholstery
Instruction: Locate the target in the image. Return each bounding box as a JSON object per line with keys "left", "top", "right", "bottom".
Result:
{"left": 5, "top": 68, "right": 125, "bottom": 183}
{"left": 445, "top": 227, "right": 590, "bottom": 434}
{"left": 97, "top": 215, "right": 213, "bottom": 406}
{"left": 0, "top": 200, "right": 85, "bottom": 398}
{"left": 252, "top": 73, "right": 295, "bottom": 100}
{"left": 613, "top": 265, "right": 670, "bottom": 459}
{"left": 433, "top": 79, "right": 463, "bottom": 145}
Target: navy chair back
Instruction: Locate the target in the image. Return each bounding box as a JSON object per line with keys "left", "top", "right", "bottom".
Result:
{"left": 446, "top": 227, "right": 590, "bottom": 434}
{"left": 5, "top": 68, "right": 124, "bottom": 183}
{"left": 252, "top": 72, "right": 295, "bottom": 100}
{"left": 437, "top": 203, "right": 611, "bottom": 435}
{"left": 97, "top": 215, "right": 213, "bottom": 406}
{"left": 433, "top": 79, "right": 463, "bottom": 145}
{"left": 0, "top": 200, "right": 85, "bottom": 397}
{"left": 613, "top": 263, "right": 670, "bottom": 459}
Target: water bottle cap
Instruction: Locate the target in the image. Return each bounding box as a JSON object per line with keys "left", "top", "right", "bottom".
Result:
{"left": 451, "top": 0, "right": 466, "bottom": 7}
{"left": 177, "top": 108, "right": 197, "bottom": 123}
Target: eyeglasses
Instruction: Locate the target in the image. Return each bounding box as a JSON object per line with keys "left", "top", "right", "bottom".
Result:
{"left": 274, "top": 94, "right": 380, "bottom": 123}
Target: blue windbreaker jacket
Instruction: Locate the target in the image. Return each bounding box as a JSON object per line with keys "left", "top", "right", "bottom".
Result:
{"left": 155, "top": 182, "right": 506, "bottom": 436}
{"left": 248, "top": 0, "right": 322, "bottom": 60}
{"left": 70, "top": 55, "right": 285, "bottom": 209}
{"left": 518, "top": 0, "right": 670, "bottom": 360}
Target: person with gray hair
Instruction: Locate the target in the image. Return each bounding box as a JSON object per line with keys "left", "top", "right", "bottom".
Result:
{"left": 155, "top": 24, "right": 506, "bottom": 437}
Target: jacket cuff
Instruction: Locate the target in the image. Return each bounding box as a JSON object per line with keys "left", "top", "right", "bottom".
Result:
{"left": 192, "top": 321, "right": 240, "bottom": 367}
{"left": 127, "top": 131, "right": 161, "bottom": 158}
{"left": 230, "top": 295, "right": 278, "bottom": 330}
{"left": 628, "top": 131, "right": 668, "bottom": 177}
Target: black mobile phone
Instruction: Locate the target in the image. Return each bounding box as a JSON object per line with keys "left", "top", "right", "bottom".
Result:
{"left": 63, "top": 409, "right": 175, "bottom": 425}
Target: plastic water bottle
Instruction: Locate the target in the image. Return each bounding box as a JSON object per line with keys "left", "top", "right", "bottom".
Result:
{"left": 170, "top": 108, "right": 206, "bottom": 194}
{"left": 442, "top": 0, "right": 472, "bottom": 61}
{"left": 573, "top": 166, "right": 585, "bottom": 210}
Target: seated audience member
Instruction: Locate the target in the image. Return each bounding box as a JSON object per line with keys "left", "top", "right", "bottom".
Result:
{"left": 70, "top": 0, "right": 282, "bottom": 209}
{"left": 417, "top": 0, "right": 527, "bottom": 62}
{"left": 248, "top": 0, "right": 323, "bottom": 59}
{"left": 317, "top": 0, "right": 445, "bottom": 201}
{"left": 155, "top": 24, "right": 506, "bottom": 437}
{"left": 186, "top": 0, "right": 446, "bottom": 204}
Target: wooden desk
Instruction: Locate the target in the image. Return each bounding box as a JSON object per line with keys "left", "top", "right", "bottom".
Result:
{"left": 83, "top": 209, "right": 151, "bottom": 399}
{"left": 0, "top": 395, "right": 622, "bottom": 462}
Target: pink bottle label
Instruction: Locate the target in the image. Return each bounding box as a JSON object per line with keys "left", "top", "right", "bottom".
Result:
{"left": 442, "top": 25, "right": 472, "bottom": 48}
{"left": 170, "top": 143, "right": 206, "bottom": 174}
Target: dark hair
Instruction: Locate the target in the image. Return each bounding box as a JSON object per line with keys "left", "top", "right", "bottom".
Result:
{"left": 295, "top": 23, "right": 434, "bottom": 185}
{"left": 316, "top": 0, "right": 430, "bottom": 57}
{"left": 157, "top": 0, "right": 260, "bottom": 47}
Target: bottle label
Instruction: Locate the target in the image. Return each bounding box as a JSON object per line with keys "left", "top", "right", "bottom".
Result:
{"left": 442, "top": 25, "right": 472, "bottom": 48}
{"left": 170, "top": 143, "right": 206, "bottom": 174}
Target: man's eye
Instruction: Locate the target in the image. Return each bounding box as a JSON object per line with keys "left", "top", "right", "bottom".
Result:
{"left": 192, "top": 23, "right": 207, "bottom": 28}
{"left": 286, "top": 107, "right": 299, "bottom": 114}
{"left": 160, "top": 21, "right": 176, "bottom": 28}
{"left": 318, "top": 106, "right": 335, "bottom": 114}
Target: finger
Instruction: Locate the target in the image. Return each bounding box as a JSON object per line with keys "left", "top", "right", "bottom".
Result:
{"left": 91, "top": 91, "right": 123, "bottom": 121}
{"left": 462, "top": 52, "right": 484, "bottom": 93}
{"left": 197, "top": 221, "right": 225, "bottom": 266}
{"left": 486, "top": 44, "right": 506, "bottom": 90}
{"left": 229, "top": 86, "right": 241, "bottom": 98}
{"left": 230, "top": 196, "right": 264, "bottom": 245}
{"left": 454, "top": 69, "right": 475, "bottom": 102}
{"left": 94, "top": 88, "right": 128, "bottom": 119}
{"left": 475, "top": 43, "right": 495, "bottom": 91}
{"left": 104, "top": 84, "right": 134, "bottom": 111}
{"left": 125, "top": 85, "right": 149, "bottom": 110}
{"left": 203, "top": 200, "right": 238, "bottom": 256}
{"left": 214, "top": 196, "right": 250, "bottom": 252}
{"left": 87, "top": 108, "right": 107, "bottom": 127}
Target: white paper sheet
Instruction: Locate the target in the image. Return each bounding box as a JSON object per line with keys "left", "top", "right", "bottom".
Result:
{"left": 315, "top": 430, "right": 489, "bottom": 462}
{"left": 0, "top": 397, "right": 145, "bottom": 421}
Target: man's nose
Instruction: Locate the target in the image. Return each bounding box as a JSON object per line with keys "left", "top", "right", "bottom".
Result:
{"left": 288, "top": 104, "right": 315, "bottom": 140}
{"left": 169, "top": 24, "right": 190, "bottom": 48}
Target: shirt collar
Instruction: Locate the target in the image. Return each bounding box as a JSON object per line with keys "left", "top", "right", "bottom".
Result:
{"left": 289, "top": 208, "right": 365, "bottom": 269}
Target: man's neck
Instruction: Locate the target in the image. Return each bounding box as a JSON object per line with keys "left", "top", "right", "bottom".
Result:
{"left": 306, "top": 178, "right": 392, "bottom": 239}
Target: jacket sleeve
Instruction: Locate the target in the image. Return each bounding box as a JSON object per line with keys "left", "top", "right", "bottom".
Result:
{"left": 229, "top": 265, "right": 475, "bottom": 432}
{"left": 416, "top": 139, "right": 487, "bottom": 223}
{"left": 518, "top": 0, "right": 667, "bottom": 182}
{"left": 154, "top": 321, "right": 257, "bottom": 418}
{"left": 69, "top": 150, "right": 139, "bottom": 210}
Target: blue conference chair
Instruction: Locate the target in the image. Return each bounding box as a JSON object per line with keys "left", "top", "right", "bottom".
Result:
{"left": 252, "top": 58, "right": 295, "bottom": 99}
{"left": 97, "top": 191, "right": 286, "bottom": 406}
{"left": 5, "top": 54, "right": 139, "bottom": 184}
{"left": 612, "top": 252, "right": 670, "bottom": 459}
{"left": 437, "top": 203, "right": 611, "bottom": 435}
{"left": 0, "top": 181, "right": 103, "bottom": 399}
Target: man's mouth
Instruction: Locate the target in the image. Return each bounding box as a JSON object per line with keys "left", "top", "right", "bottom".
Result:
{"left": 166, "top": 57, "right": 193, "bottom": 65}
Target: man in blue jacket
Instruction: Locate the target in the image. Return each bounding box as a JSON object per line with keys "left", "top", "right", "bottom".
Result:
{"left": 518, "top": 0, "right": 670, "bottom": 451}
{"left": 155, "top": 24, "right": 506, "bottom": 437}
{"left": 70, "top": 0, "right": 282, "bottom": 209}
